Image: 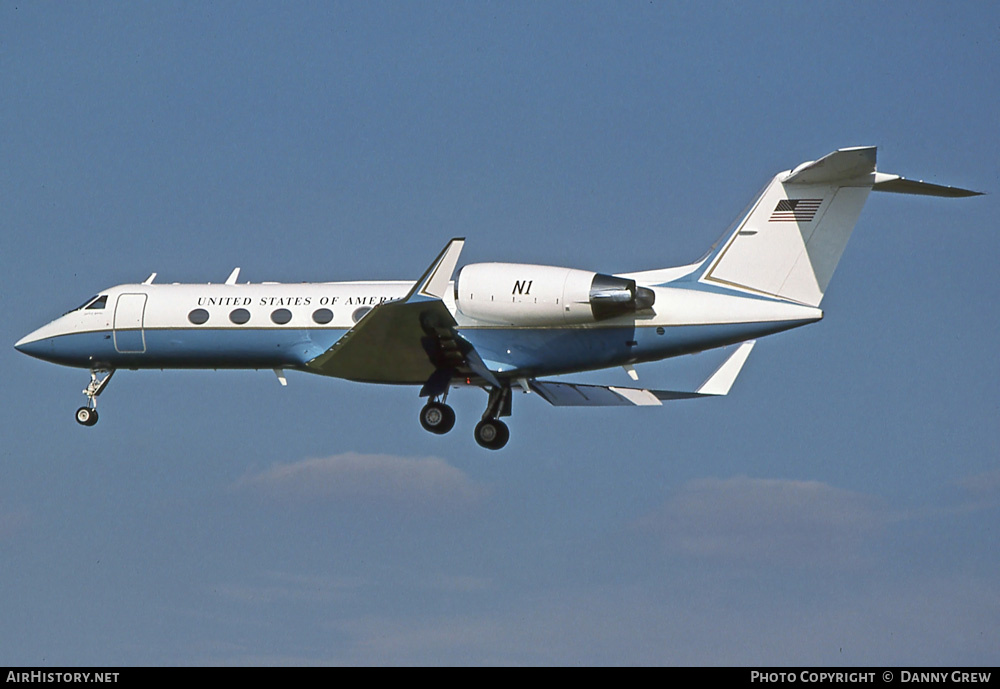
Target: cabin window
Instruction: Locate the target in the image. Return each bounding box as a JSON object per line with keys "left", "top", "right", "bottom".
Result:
{"left": 229, "top": 308, "right": 251, "bottom": 324}
{"left": 271, "top": 308, "right": 292, "bottom": 325}
{"left": 188, "top": 309, "right": 210, "bottom": 325}
{"left": 312, "top": 308, "right": 334, "bottom": 324}
{"left": 86, "top": 295, "right": 108, "bottom": 310}
{"left": 352, "top": 306, "right": 371, "bottom": 323}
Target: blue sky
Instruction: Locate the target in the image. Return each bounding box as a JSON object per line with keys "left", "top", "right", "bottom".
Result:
{"left": 3, "top": 2, "right": 998, "bottom": 665}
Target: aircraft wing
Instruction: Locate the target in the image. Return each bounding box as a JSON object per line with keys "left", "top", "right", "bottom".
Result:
{"left": 530, "top": 340, "right": 755, "bottom": 407}
{"left": 305, "top": 239, "right": 478, "bottom": 389}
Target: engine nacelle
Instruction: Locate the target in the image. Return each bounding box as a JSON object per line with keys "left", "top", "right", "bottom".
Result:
{"left": 455, "top": 263, "right": 654, "bottom": 326}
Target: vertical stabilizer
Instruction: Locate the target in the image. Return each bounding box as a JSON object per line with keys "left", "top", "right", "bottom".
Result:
{"left": 700, "top": 147, "right": 877, "bottom": 307}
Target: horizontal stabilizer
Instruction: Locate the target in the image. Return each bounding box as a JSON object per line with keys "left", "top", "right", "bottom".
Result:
{"left": 530, "top": 341, "right": 755, "bottom": 407}
{"left": 872, "top": 173, "right": 982, "bottom": 197}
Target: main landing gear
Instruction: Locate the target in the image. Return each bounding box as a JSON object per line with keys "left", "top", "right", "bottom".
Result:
{"left": 75, "top": 369, "right": 115, "bottom": 427}
{"left": 474, "top": 418, "right": 509, "bottom": 451}
{"left": 475, "top": 386, "right": 511, "bottom": 450}
{"left": 419, "top": 400, "right": 456, "bottom": 435}
{"left": 419, "top": 385, "right": 512, "bottom": 450}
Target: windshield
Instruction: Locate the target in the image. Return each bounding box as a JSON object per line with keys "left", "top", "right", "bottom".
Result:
{"left": 65, "top": 294, "right": 108, "bottom": 314}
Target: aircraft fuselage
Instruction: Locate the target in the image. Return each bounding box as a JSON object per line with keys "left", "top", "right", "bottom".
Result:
{"left": 16, "top": 279, "right": 821, "bottom": 380}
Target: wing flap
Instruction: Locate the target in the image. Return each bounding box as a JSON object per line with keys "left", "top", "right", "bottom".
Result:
{"left": 529, "top": 381, "right": 658, "bottom": 407}
{"left": 531, "top": 341, "right": 755, "bottom": 407}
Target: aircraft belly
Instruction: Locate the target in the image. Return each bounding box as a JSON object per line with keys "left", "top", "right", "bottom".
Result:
{"left": 460, "top": 318, "right": 816, "bottom": 377}
{"left": 21, "top": 328, "right": 346, "bottom": 370}
{"left": 630, "top": 320, "right": 813, "bottom": 362}
{"left": 140, "top": 328, "right": 345, "bottom": 368}
{"left": 460, "top": 326, "right": 637, "bottom": 376}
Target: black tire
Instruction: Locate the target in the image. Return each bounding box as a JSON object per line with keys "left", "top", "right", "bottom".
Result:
{"left": 420, "top": 402, "right": 456, "bottom": 435}
{"left": 75, "top": 407, "right": 98, "bottom": 426}
{"left": 474, "top": 419, "right": 509, "bottom": 450}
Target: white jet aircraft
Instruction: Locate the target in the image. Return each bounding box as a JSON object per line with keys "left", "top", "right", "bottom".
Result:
{"left": 16, "top": 147, "right": 980, "bottom": 449}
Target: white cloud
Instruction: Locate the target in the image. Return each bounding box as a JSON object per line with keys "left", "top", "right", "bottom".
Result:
{"left": 634, "top": 476, "right": 886, "bottom": 568}
{"left": 233, "top": 452, "right": 486, "bottom": 511}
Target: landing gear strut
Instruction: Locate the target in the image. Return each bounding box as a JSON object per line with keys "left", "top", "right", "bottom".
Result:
{"left": 76, "top": 369, "right": 114, "bottom": 427}
{"left": 475, "top": 386, "right": 511, "bottom": 450}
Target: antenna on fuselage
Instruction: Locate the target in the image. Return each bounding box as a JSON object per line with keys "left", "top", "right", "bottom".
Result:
{"left": 142, "top": 273, "right": 157, "bottom": 284}
{"left": 225, "top": 268, "right": 241, "bottom": 285}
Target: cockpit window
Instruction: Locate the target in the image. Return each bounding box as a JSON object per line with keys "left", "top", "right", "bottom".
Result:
{"left": 85, "top": 295, "right": 108, "bottom": 310}
{"left": 66, "top": 295, "right": 107, "bottom": 314}
{"left": 69, "top": 296, "right": 98, "bottom": 312}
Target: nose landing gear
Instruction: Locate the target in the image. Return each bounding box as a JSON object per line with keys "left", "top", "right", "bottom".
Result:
{"left": 76, "top": 369, "right": 115, "bottom": 427}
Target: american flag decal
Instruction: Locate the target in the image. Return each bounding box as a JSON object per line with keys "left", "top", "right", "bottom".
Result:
{"left": 770, "top": 198, "right": 822, "bottom": 222}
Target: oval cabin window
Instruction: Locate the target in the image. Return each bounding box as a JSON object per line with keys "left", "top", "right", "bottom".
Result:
{"left": 312, "top": 308, "right": 334, "bottom": 324}
{"left": 188, "top": 309, "right": 210, "bottom": 325}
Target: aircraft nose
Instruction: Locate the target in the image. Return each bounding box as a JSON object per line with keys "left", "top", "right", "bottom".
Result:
{"left": 16, "top": 319, "right": 96, "bottom": 367}
{"left": 15, "top": 329, "right": 49, "bottom": 358}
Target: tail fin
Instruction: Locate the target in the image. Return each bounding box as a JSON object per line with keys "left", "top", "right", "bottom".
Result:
{"left": 698, "top": 146, "right": 980, "bottom": 307}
